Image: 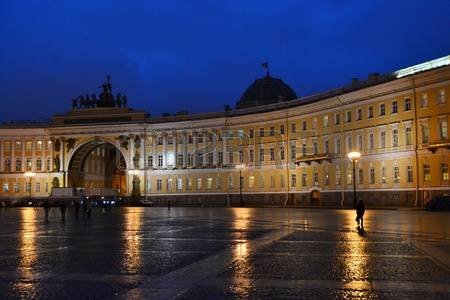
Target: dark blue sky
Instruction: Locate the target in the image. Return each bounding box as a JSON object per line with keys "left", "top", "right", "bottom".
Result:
{"left": 1, "top": 1, "right": 449, "bottom": 122}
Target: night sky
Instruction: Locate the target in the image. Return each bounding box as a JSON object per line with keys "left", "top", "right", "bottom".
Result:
{"left": 1, "top": 1, "right": 449, "bottom": 122}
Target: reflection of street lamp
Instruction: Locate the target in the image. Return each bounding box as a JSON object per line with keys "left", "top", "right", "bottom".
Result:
{"left": 24, "top": 172, "right": 36, "bottom": 201}
{"left": 347, "top": 152, "right": 361, "bottom": 208}
{"left": 236, "top": 164, "right": 245, "bottom": 207}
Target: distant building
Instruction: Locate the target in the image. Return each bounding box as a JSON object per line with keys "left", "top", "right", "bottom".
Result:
{"left": 0, "top": 56, "right": 449, "bottom": 206}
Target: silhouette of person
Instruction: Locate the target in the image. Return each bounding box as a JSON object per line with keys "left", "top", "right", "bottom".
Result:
{"left": 43, "top": 200, "right": 51, "bottom": 222}
{"left": 356, "top": 199, "right": 366, "bottom": 230}
{"left": 60, "top": 201, "right": 67, "bottom": 220}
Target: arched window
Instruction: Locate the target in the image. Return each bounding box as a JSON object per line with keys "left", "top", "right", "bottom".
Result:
{"left": 46, "top": 157, "right": 51, "bottom": 171}
{"left": 15, "top": 158, "right": 22, "bottom": 172}
{"left": 36, "top": 158, "right": 42, "bottom": 171}
{"left": 26, "top": 157, "right": 32, "bottom": 171}
{"left": 4, "top": 158, "right": 11, "bottom": 172}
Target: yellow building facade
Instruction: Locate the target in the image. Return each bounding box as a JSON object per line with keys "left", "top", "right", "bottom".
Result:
{"left": 0, "top": 56, "right": 449, "bottom": 206}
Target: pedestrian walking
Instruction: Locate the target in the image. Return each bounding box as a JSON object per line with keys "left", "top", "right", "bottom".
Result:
{"left": 59, "top": 201, "right": 67, "bottom": 220}
{"left": 43, "top": 200, "right": 51, "bottom": 222}
{"left": 356, "top": 199, "right": 365, "bottom": 231}
{"left": 74, "top": 200, "right": 80, "bottom": 218}
{"left": 167, "top": 199, "right": 171, "bottom": 209}
{"left": 82, "top": 199, "right": 88, "bottom": 218}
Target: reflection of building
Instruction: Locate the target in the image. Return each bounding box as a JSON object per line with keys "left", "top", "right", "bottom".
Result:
{"left": 0, "top": 56, "right": 449, "bottom": 206}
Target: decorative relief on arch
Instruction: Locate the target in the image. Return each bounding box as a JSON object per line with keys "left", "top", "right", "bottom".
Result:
{"left": 65, "top": 138, "right": 78, "bottom": 152}
{"left": 117, "top": 135, "right": 129, "bottom": 150}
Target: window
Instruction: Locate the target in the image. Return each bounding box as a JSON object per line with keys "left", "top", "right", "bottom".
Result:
{"left": 280, "top": 146, "right": 285, "bottom": 160}
{"left": 334, "top": 113, "right": 340, "bottom": 125}
{"left": 356, "top": 108, "right": 362, "bottom": 121}
{"left": 187, "top": 153, "right": 193, "bottom": 167}
{"left": 35, "top": 182, "right": 40, "bottom": 193}
{"left": 14, "top": 183, "right": 20, "bottom": 193}
{"left": 323, "top": 116, "right": 329, "bottom": 128}
{"left": 259, "top": 128, "right": 264, "bottom": 137}
{"left": 421, "top": 124, "right": 429, "bottom": 144}
{"left": 46, "top": 157, "right": 51, "bottom": 171}
{"left": 421, "top": 93, "right": 428, "bottom": 107}
{"left": 358, "top": 135, "right": 363, "bottom": 151}
{"left": 379, "top": 103, "right": 385, "bottom": 116}
{"left": 259, "top": 175, "right": 264, "bottom": 188}
{"left": 166, "top": 178, "right": 173, "bottom": 191}
{"left": 208, "top": 152, "right": 213, "bottom": 165}
{"left": 45, "top": 182, "right": 48, "bottom": 193}
{"left": 324, "top": 172, "right": 329, "bottom": 186}
{"left": 188, "top": 135, "right": 193, "bottom": 144}
{"left": 290, "top": 143, "right": 296, "bottom": 160}
{"left": 280, "top": 175, "right": 285, "bottom": 188}
{"left": 302, "top": 173, "right": 307, "bottom": 186}
{"left": 405, "top": 127, "right": 412, "bottom": 146}
{"left": 5, "top": 158, "right": 11, "bottom": 172}
{"left": 228, "top": 176, "right": 234, "bottom": 189}
{"left": 249, "top": 176, "right": 254, "bottom": 188}
{"left": 405, "top": 98, "right": 411, "bottom": 111}
{"left": 36, "top": 158, "right": 42, "bottom": 171}
{"left": 196, "top": 178, "right": 202, "bottom": 190}
{"left": 186, "top": 178, "right": 192, "bottom": 190}
{"left": 368, "top": 106, "right": 373, "bottom": 118}
{"left": 336, "top": 168, "right": 341, "bottom": 185}
{"left": 177, "top": 154, "right": 183, "bottom": 166}
{"left": 270, "top": 175, "right": 275, "bottom": 188}
{"left": 15, "top": 141, "right": 22, "bottom": 150}
{"left": 423, "top": 164, "right": 431, "bottom": 182}
{"left": 280, "top": 125, "right": 285, "bottom": 135}
{"left": 392, "top": 129, "right": 399, "bottom": 147}
{"left": 36, "top": 141, "right": 43, "bottom": 150}
{"left": 392, "top": 101, "right": 398, "bottom": 114}
{"left": 270, "top": 148, "right": 275, "bottom": 161}
{"left": 302, "top": 143, "right": 307, "bottom": 156}
{"left": 312, "top": 118, "right": 317, "bottom": 130}
{"left": 249, "top": 128, "right": 254, "bottom": 138}
{"left": 15, "top": 158, "right": 22, "bottom": 172}
{"left": 394, "top": 166, "right": 400, "bottom": 183}
{"left": 346, "top": 136, "right": 352, "bottom": 152}
{"left": 439, "top": 119, "right": 448, "bottom": 139}
{"left": 380, "top": 131, "right": 386, "bottom": 149}
{"left": 206, "top": 177, "right": 212, "bottom": 189}
{"left": 249, "top": 149, "right": 254, "bottom": 163}
{"left": 438, "top": 89, "right": 446, "bottom": 104}
{"left": 46, "top": 140, "right": 52, "bottom": 150}
{"left": 216, "top": 176, "right": 222, "bottom": 190}
{"left": 358, "top": 168, "right": 363, "bottom": 184}
{"left": 3, "top": 183, "right": 9, "bottom": 192}
{"left": 218, "top": 151, "right": 223, "bottom": 164}
{"left": 197, "top": 152, "right": 203, "bottom": 166}
{"left": 441, "top": 163, "right": 449, "bottom": 181}
{"left": 325, "top": 139, "right": 329, "bottom": 153}
{"left": 259, "top": 148, "right": 264, "bottom": 162}
{"left": 291, "top": 174, "right": 296, "bottom": 189}
{"left": 313, "top": 171, "right": 319, "bottom": 186}
{"left": 302, "top": 121, "right": 307, "bottom": 131}
{"left": 158, "top": 154, "right": 163, "bottom": 167}
{"left": 291, "top": 123, "right": 296, "bottom": 133}
{"left": 156, "top": 179, "right": 162, "bottom": 191}
{"left": 176, "top": 178, "right": 182, "bottom": 190}
{"left": 4, "top": 141, "right": 11, "bottom": 151}
{"left": 347, "top": 166, "right": 352, "bottom": 185}
{"left": 148, "top": 155, "right": 153, "bottom": 167}
{"left": 335, "top": 138, "right": 341, "bottom": 154}
{"left": 346, "top": 111, "right": 351, "bottom": 122}
{"left": 407, "top": 166, "right": 413, "bottom": 183}
{"left": 369, "top": 168, "right": 375, "bottom": 184}
{"left": 157, "top": 136, "right": 163, "bottom": 145}
{"left": 381, "top": 167, "right": 387, "bottom": 183}
{"left": 270, "top": 126, "right": 274, "bottom": 136}
{"left": 313, "top": 142, "right": 318, "bottom": 155}
{"left": 228, "top": 152, "right": 234, "bottom": 164}
{"left": 168, "top": 152, "right": 175, "bottom": 166}
{"left": 167, "top": 136, "right": 173, "bottom": 145}
{"left": 25, "top": 141, "right": 32, "bottom": 150}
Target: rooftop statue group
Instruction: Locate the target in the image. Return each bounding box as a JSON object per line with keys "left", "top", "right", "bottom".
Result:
{"left": 71, "top": 76, "right": 128, "bottom": 109}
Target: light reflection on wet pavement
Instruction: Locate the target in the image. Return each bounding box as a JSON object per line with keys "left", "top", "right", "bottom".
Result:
{"left": 0, "top": 207, "right": 449, "bottom": 299}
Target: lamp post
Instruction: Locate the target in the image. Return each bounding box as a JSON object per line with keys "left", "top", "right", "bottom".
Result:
{"left": 24, "top": 172, "right": 36, "bottom": 202}
{"left": 347, "top": 152, "right": 361, "bottom": 208}
{"left": 236, "top": 164, "right": 245, "bottom": 207}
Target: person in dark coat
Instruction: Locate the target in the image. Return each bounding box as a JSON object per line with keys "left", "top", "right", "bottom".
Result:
{"left": 59, "top": 201, "right": 67, "bottom": 219}
{"left": 356, "top": 199, "right": 366, "bottom": 230}
{"left": 43, "top": 200, "right": 51, "bottom": 222}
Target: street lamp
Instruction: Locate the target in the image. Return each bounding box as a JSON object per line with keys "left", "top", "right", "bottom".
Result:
{"left": 24, "top": 172, "right": 36, "bottom": 202}
{"left": 236, "top": 164, "right": 245, "bottom": 207}
{"left": 347, "top": 151, "right": 361, "bottom": 208}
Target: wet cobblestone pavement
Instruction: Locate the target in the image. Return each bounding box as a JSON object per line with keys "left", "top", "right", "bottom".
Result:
{"left": 0, "top": 207, "right": 448, "bottom": 299}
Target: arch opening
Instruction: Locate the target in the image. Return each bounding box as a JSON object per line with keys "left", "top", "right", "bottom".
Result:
{"left": 67, "top": 140, "right": 126, "bottom": 195}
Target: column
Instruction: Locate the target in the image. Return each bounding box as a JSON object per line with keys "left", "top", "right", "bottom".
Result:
{"left": 222, "top": 130, "right": 228, "bottom": 165}
{"left": 0, "top": 140, "right": 3, "bottom": 172}
{"left": 60, "top": 139, "right": 65, "bottom": 186}
{"left": 140, "top": 136, "right": 145, "bottom": 170}
{"left": 130, "top": 137, "right": 135, "bottom": 169}
{"left": 152, "top": 134, "right": 157, "bottom": 169}
{"left": 21, "top": 140, "right": 25, "bottom": 172}
{"left": 32, "top": 139, "right": 36, "bottom": 172}
{"left": 173, "top": 131, "right": 178, "bottom": 168}
{"left": 213, "top": 129, "right": 218, "bottom": 166}
{"left": 183, "top": 132, "right": 188, "bottom": 168}
{"left": 203, "top": 132, "right": 208, "bottom": 166}
{"left": 193, "top": 131, "right": 198, "bottom": 167}
{"left": 162, "top": 133, "right": 167, "bottom": 168}
{"left": 11, "top": 140, "right": 15, "bottom": 173}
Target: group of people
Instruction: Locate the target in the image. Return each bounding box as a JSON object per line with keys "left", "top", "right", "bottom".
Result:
{"left": 41, "top": 199, "right": 96, "bottom": 222}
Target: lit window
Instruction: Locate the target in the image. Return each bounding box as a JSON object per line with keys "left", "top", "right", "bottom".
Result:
{"left": 358, "top": 168, "right": 363, "bottom": 184}
{"left": 25, "top": 141, "right": 32, "bottom": 150}
{"left": 392, "top": 129, "right": 399, "bottom": 147}
{"left": 290, "top": 143, "right": 296, "bottom": 159}
{"left": 158, "top": 154, "right": 163, "bottom": 167}
{"left": 216, "top": 177, "right": 222, "bottom": 190}
{"left": 14, "top": 183, "right": 20, "bottom": 193}
{"left": 407, "top": 166, "right": 413, "bottom": 183}
{"left": 35, "top": 182, "right": 41, "bottom": 192}
{"left": 394, "top": 166, "right": 400, "bottom": 183}
{"left": 36, "top": 158, "right": 42, "bottom": 171}
{"left": 423, "top": 164, "right": 431, "bottom": 182}
{"left": 421, "top": 93, "right": 428, "bottom": 107}
{"left": 335, "top": 138, "right": 341, "bottom": 154}
{"left": 380, "top": 131, "right": 386, "bottom": 149}
{"left": 36, "top": 141, "right": 43, "bottom": 150}
{"left": 259, "top": 148, "right": 264, "bottom": 162}
{"left": 421, "top": 124, "right": 429, "bottom": 144}
{"left": 15, "top": 158, "right": 22, "bottom": 172}
{"left": 270, "top": 175, "right": 275, "bottom": 188}
{"left": 323, "top": 116, "right": 329, "bottom": 127}
{"left": 313, "top": 171, "right": 319, "bottom": 186}
{"left": 196, "top": 178, "right": 202, "bottom": 190}
{"left": 177, "top": 178, "right": 183, "bottom": 190}
{"left": 302, "top": 173, "right": 307, "bottom": 186}
{"left": 249, "top": 176, "right": 254, "bottom": 188}
{"left": 15, "top": 141, "right": 22, "bottom": 150}
{"left": 259, "top": 175, "right": 264, "bottom": 188}
{"left": 381, "top": 166, "right": 387, "bottom": 183}
{"left": 206, "top": 177, "right": 212, "bottom": 190}
{"left": 439, "top": 119, "right": 448, "bottom": 139}
{"left": 441, "top": 163, "right": 449, "bottom": 181}
{"left": 156, "top": 179, "right": 162, "bottom": 191}
{"left": 369, "top": 168, "right": 375, "bottom": 184}
{"left": 291, "top": 174, "right": 296, "bottom": 189}
{"left": 438, "top": 89, "right": 446, "bottom": 104}
{"left": 3, "top": 183, "right": 9, "bottom": 192}
{"left": 405, "top": 127, "right": 412, "bottom": 146}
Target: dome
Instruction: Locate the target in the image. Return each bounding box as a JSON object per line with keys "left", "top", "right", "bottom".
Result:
{"left": 236, "top": 73, "right": 297, "bottom": 109}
